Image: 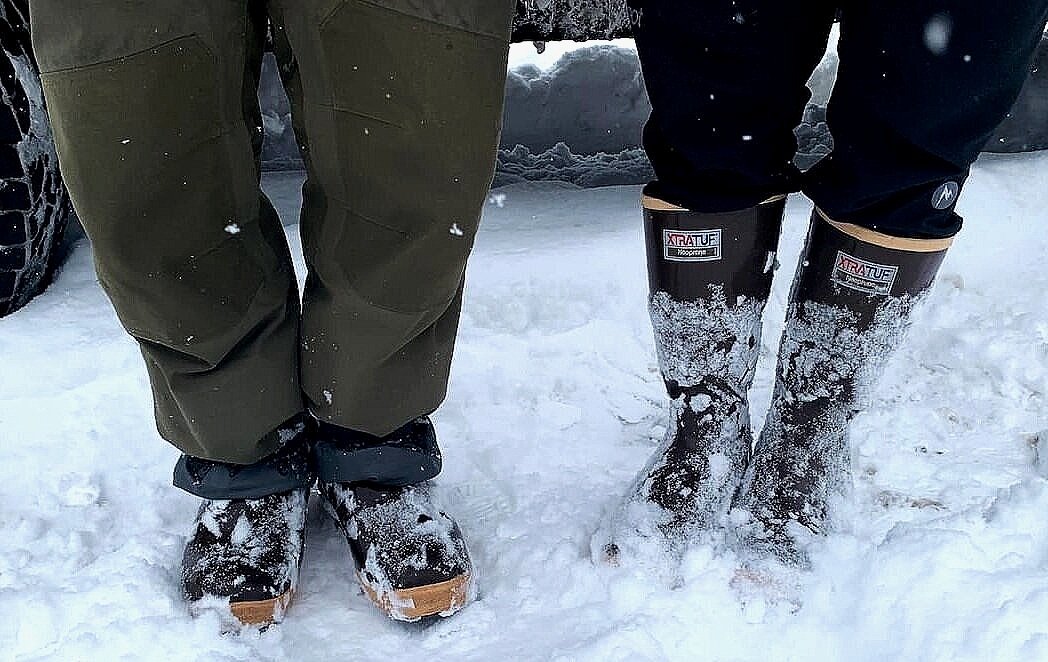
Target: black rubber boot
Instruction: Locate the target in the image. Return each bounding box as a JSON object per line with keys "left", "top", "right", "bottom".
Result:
{"left": 315, "top": 416, "right": 472, "bottom": 621}
{"left": 181, "top": 489, "right": 308, "bottom": 626}
{"left": 600, "top": 194, "right": 785, "bottom": 561}
{"left": 733, "top": 210, "right": 952, "bottom": 565}
{"left": 178, "top": 416, "right": 314, "bottom": 625}
{"left": 321, "top": 481, "right": 473, "bottom": 621}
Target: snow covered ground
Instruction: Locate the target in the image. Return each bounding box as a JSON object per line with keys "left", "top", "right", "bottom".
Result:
{"left": 2, "top": 152, "right": 1048, "bottom": 661}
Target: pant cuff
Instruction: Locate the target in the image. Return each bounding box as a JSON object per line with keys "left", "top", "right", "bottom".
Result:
{"left": 173, "top": 413, "right": 316, "bottom": 499}
{"left": 314, "top": 417, "right": 442, "bottom": 487}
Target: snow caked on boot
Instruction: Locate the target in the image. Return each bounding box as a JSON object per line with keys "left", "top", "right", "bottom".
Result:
{"left": 179, "top": 417, "right": 313, "bottom": 626}
{"left": 600, "top": 195, "right": 785, "bottom": 562}
{"left": 182, "top": 491, "right": 309, "bottom": 625}
{"left": 317, "top": 417, "right": 474, "bottom": 621}
{"left": 733, "top": 210, "right": 951, "bottom": 565}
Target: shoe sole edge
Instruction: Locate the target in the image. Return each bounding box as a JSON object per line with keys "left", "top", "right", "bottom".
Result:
{"left": 229, "top": 589, "right": 295, "bottom": 626}
{"left": 356, "top": 572, "right": 472, "bottom": 622}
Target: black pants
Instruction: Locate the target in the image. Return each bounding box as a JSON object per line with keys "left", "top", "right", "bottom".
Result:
{"left": 630, "top": 1, "right": 1048, "bottom": 238}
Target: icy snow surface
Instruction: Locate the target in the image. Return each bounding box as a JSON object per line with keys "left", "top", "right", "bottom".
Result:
{"left": 2, "top": 153, "right": 1048, "bottom": 660}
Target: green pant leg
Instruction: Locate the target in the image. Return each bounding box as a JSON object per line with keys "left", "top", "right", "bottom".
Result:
{"left": 30, "top": 2, "right": 304, "bottom": 463}
{"left": 270, "top": 0, "right": 515, "bottom": 435}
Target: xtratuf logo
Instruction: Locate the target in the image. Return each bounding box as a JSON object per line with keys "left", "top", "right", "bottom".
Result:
{"left": 663, "top": 229, "right": 722, "bottom": 262}
{"left": 831, "top": 251, "right": 898, "bottom": 295}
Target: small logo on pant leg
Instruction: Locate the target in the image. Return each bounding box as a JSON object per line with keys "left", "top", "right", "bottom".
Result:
{"left": 831, "top": 251, "right": 898, "bottom": 295}
{"left": 663, "top": 229, "right": 722, "bottom": 262}
{"left": 931, "top": 181, "right": 960, "bottom": 210}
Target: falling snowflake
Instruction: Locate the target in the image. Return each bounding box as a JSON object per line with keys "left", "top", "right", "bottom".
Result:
{"left": 924, "top": 14, "right": 952, "bottom": 55}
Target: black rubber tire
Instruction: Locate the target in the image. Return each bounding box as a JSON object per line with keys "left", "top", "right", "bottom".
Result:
{"left": 0, "top": 0, "right": 73, "bottom": 318}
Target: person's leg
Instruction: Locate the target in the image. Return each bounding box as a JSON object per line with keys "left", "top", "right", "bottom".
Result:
{"left": 735, "top": 2, "right": 1048, "bottom": 564}
{"left": 805, "top": 2, "right": 1048, "bottom": 238}
{"left": 268, "top": 0, "right": 515, "bottom": 620}
{"left": 31, "top": 0, "right": 304, "bottom": 464}
{"left": 629, "top": 0, "right": 837, "bottom": 212}
{"left": 271, "top": 0, "right": 513, "bottom": 438}
{"left": 30, "top": 0, "right": 311, "bottom": 624}
{"left": 600, "top": 0, "right": 835, "bottom": 560}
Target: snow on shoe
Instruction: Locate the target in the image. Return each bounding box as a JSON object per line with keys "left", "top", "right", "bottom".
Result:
{"left": 733, "top": 298, "right": 917, "bottom": 566}
{"left": 181, "top": 489, "right": 307, "bottom": 626}
{"left": 321, "top": 482, "right": 474, "bottom": 621}
{"left": 600, "top": 292, "right": 764, "bottom": 562}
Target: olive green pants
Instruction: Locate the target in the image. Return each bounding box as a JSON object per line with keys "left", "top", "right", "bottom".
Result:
{"left": 31, "top": 0, "right": 514, "bottom": 463}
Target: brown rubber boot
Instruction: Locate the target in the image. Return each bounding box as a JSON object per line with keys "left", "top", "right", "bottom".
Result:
{"left": 733, "top": 209, "right": 952, "bottom": 565}
{"left": 600, "top": 194, "right": 785, "bottom": 561}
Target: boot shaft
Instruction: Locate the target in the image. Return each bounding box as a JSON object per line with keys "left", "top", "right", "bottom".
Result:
{"left": 790, "top": 209, "right": 952, "bottom": 326}
{"left": 642, "top": 196, "right": 786, "bottom": 395}
{"left": 643, "top": 195, "right": 786, "bottom": 305}
{"left": 777, "top": 211, "right": 953, "bottom": 422}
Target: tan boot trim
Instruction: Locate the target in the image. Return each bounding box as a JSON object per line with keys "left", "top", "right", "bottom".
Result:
{"left": 641, "top": 195, "right": 687, "bottom": 211}
{"left": 815, "top": 208, "right": 954, "bottom": 253}
{"left": 228, "top": 589, "right": 295, "bottom": 626}
{"left": 641, "top": 194, "right": 786, "bottom": 212}
{"left": 357, "top": 571, "right": 472, "bottom": 622}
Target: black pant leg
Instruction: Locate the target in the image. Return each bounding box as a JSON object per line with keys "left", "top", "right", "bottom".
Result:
{"left": 630, "top": 0, "right": 837, "bottom": 211}
{"left": 804, "top": 2, "right": 1048, "bottom": 238}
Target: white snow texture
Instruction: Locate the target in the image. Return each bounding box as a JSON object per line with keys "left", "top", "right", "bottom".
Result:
{"left": 2, "top": 153, "right": 1048, "bottom": 660}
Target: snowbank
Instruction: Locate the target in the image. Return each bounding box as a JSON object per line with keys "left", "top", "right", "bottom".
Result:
{"left": 501, "top": 44, "right": 648, "bottom": 155}
{"left": 257, "top": 53, "right": 301, "bottom": 172}
{"left": 493, "top": 143, "right": 653, "bottom": 188}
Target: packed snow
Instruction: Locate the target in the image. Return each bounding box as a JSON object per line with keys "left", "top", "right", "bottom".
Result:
{"left": 2, "top": 152, "right": 1048, "bottom": 660}
{"left": 502, "top": 44, "right": 649, "bottom": 154}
